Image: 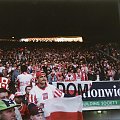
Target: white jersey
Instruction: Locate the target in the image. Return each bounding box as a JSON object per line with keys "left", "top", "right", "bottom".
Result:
{"left": 65, "top": 74, "right": 74, "bottom": 81}
{"left": 17, "top": 72, "right": 33, "bottom": 94}
{"left": 29, "top": 84, "right": 64, "bottom": 106}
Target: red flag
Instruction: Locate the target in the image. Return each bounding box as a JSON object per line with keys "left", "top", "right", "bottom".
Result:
{"left": 0, "top": 77, "right": 10, "bottom": 90}
{"left": 44, "top": 95, "right": 83, "bottom": 120}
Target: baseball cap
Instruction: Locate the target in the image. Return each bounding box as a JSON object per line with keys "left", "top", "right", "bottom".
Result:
{"left": 28, "top": 103, "right": 43, "bottom": 116}
{"left": 14, "top": 92, "right": 23, "bottom": 97}
{"left": 36, "top": 71, "right": 46, "bottom": 78}
{"left": 0, "top": 99, "right": 20, "bottom": 111}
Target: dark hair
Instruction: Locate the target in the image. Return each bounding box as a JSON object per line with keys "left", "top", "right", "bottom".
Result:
{"left": 21, "top": 65, "right": 27, "bottom": 73}
{"left": 0, "top": 88, "right": 9, "bottom": 94}
{"left": 25, "top": 85, "right": 32, "bottom": 91}
{"left": 0, "top": 73, "right": 3, "bottom": 77}
{"left": 28, "top": 103, "right": 43, "bottom": 116}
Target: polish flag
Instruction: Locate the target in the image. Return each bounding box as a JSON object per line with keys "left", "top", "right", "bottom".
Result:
{"left": 44, "top": 95, "right": 83, "bottom": 120}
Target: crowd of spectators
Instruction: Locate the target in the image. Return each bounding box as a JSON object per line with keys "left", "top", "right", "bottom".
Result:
{"left": 0, "top": 41, "right": 120, "bottom": 85}
{"left": 0, "top": 41, "right": 120, "bottom": 120}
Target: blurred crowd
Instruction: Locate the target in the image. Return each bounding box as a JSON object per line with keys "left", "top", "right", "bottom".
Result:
{"left": 0, "top": 41, "right": 120, "bottom": 120}
{"left": 0, "top": 42, "right": 120, "bottom": 84}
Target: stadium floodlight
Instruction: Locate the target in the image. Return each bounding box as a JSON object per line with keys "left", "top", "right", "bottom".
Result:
{"left": 20, "top": 38, "right": 29, "bottom": 42}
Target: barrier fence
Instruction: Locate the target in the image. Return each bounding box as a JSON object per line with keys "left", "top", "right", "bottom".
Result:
{"left": 52, "top": 81, "right": 120, "bottom": 111}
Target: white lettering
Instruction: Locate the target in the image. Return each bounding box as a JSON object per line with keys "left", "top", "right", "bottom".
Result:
{"left": 117, "top": 89, "right": 120, "bottom": 96}
{"left": 87, "top": 90, "right": 91, "bottom": 98}
{"left": 98, "top": 89, "right": 105, "bottom": 97}
{"left": 104, "top": 89, "right": 114, "bottom": 97}
{"left": 91, "top": 89, "right": 98, "bottom": 97}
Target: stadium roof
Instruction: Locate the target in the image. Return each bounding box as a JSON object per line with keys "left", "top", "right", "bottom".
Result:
{"left": 0, "top": 0, "right": 119, "bottom": 42}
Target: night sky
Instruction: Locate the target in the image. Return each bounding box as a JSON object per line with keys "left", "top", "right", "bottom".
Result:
{"left": 0, "top": 0, "right": 119, "bottom": 42}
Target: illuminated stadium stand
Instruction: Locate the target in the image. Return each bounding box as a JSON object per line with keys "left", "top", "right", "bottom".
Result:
{"left": 19, "top": 36, "right": 83, "bottom": 42}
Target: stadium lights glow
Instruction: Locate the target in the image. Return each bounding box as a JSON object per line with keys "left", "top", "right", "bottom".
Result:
{"left": 20, "top": 38, "right": 29, "bottom": 42}
{"left": 19, "top": 36, "right": 83, "bottom": 42}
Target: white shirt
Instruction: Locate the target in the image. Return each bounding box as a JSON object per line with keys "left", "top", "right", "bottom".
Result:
{"left": 17, "top": 72, "right": 33, "bottom": 94}
{"left": 29, "top": 84, "right": 64, "bottom": 106}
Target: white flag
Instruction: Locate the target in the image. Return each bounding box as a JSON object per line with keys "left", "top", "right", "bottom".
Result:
{"left": 44, "top": 95, "right": 83, "bottom": 120}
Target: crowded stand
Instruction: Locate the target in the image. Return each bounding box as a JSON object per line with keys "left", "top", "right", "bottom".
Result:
{"left": 0, "top": 41, "right": 120, "bottom": 120}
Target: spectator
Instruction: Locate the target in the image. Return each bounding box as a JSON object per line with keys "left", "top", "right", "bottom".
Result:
{"left": 12, "top": 65, "right": 20, "bottom": 82}
{"left": 25, "top": 85, "right": 32, "bottom": 102}
{"left": 65, "top": 71, "right": 74, "bottom": 82}
{"left": 28, "top": 103, "right": 44, "bottom": 120}
{"left": 29, "top": 71, "right": 64, "bottom": 108}
{"left": 0, "top": 88, "right": 9, "bottom": 99}
{"left": 14, "top": 92, "right": 29, "bottom": 120}
{"left": 106, "top": 66, "right": 115, "bottom": 81}
{"left": 16, "top": 65, "right": 33, "bottom": 94}
{"left": 0, "top": 99, "right": 20, "bottom": 120}
{"left": 47, "top": 70, "right": 58, "bottom": 84}
{"left": 11, "top": 65, "right": 21, "bottom": 93}
{"left": 0, "top": 88, "right": 22, "bottom": 120}
{"left": 0, "top": 63, "right": 5, "bottom": 74}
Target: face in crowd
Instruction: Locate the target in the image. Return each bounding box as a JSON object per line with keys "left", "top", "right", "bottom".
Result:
{"left": 0, "top": 107, "right": 16, "bottom": 120}
{"left": 30, "top": 113, "right": 44, "bottom": 120}
{"left": 0, "top": 89, "right": 15, "bottom": 120}
{"left": 28, "top": 103, "right": 44, "bottom": 120}
{"left": 0, "top": 88, "right": 9, "bottom": 100}
{"left": 37, "top": 72, "right": 47, "bottom": 85}
{"left": 0, "top": 92, "right": 8, "bottom": 100}
{"left": 25, "top": 86, "right": 32, "bottom": 95}
{"left": 0, "top": 99, "right": 19, "bottom": 120}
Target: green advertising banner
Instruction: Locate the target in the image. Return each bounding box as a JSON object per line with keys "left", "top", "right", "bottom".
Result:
{"left": 84, "top": 100, "right": 119, "bottom": 107}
